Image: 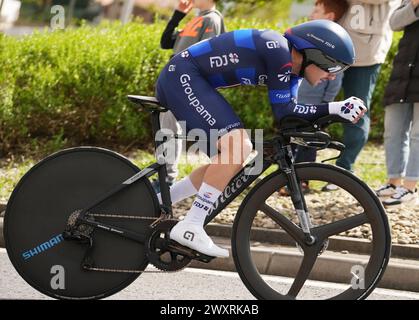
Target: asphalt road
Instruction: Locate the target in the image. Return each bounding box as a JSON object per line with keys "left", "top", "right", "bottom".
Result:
{"left": 1, "top": 249, "right": 418, "bottom": 300}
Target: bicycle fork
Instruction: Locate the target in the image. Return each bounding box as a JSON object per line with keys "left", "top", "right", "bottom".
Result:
{"left": 275, "top": 144, "right": 316, "bottom": 245}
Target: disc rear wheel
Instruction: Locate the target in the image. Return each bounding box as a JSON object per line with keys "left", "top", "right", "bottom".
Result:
{"left": 4, "top": 147, "right": 160, "bottom": 299}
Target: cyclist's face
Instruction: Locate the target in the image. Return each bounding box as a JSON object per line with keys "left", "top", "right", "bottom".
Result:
{"left": 304, "top": 64, "right": 336, "bottom": 86}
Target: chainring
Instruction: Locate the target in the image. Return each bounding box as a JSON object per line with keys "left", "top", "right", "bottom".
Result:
{"left": 146, "top": 219, "right": 192, "bottom": 272}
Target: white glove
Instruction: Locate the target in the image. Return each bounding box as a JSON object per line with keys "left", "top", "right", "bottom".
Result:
{"left": 328, "top": 97, "right": 367, "bottom": 123}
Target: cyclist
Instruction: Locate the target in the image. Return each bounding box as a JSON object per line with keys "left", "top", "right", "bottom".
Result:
{"left": 155, "top": 20, "right": 367, "bottom": 258}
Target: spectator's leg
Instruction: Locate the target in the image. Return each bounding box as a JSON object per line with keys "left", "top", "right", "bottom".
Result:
{"left": 336, "top": 64, "right": 381, "bottom": 171}
{"left": 404, "top": 103, "right": 419, "bottom": 190}
{"left": 384, "top": 103, "right": 412, "bottom": 183}
{"left": 159, "top": 110, "right": 183, "bottom": 184}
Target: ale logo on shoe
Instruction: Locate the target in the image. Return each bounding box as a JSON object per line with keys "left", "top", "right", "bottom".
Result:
{"left": 183, "top": 231, "right": 195, "bottom": 241}
{"left": 341, "top": 102, "right": 354, "bottom": 114}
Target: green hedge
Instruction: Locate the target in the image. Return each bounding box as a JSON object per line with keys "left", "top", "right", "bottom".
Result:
{"left": 0, "top": 19, "right": 401, "bottom": 155}
{"left": 0, "top": 20, "right": 171, "bottom": 154}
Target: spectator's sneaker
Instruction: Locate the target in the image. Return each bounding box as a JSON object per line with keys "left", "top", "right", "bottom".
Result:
{"left": 170, "top": 221, "right": 229, "bottom": 258}
{"left": 375, "top": 183, "right": 398, "bottom": 198}
{"left": 321, "top": 183, "right": 339, "bottom": 192}
{"left": 382, "top": 187, "right": 418, "bottom": 206}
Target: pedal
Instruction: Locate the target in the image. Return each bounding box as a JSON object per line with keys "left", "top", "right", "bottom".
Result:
{"left": 167, "top": 241, "right": 216, "bottom": 263}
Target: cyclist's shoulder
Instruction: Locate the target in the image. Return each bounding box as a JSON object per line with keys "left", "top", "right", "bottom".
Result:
{"left": 256, "top": 29, "right": 289, "bottom": 48}
{"left": 216, "top": 28, "right": 287, "bottom": 47}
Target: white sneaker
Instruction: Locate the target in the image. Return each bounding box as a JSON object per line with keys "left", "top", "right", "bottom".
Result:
{"left": 382, "top": 187, "right": 418, "bottom": 206}
{"left": 375, "top": 183, "right": 398, "bottom": 198}
{"left": 169, "top": 221, "right": 229, "bottom": 258}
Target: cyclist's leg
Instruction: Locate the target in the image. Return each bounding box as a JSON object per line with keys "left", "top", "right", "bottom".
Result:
{"left": 170, "top": 130, "right": 252, "bottom": 257}
{"left": 156, "top": 55, "right": 251, "bottom": 256}
{"left": 156, "top": 56, "right": 250, "bottom": 204}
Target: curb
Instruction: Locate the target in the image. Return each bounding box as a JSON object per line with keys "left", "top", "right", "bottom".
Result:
{"left": 1, "top": 210, "right": 418, "bottom": 293}
{"left": 206, "top": 223, "right": 419, "bottom": 260}
{"left": 191, "top": 237, "right": 419, "bottom": 293}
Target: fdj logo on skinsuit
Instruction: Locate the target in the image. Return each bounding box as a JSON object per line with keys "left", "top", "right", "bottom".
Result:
{"left": 293, "top": 105, "right": 318, "bottom": 115}
{"left": 210, "top": 53, "right": 240, "bottom": 68}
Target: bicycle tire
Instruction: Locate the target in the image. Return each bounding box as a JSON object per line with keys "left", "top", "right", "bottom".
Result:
{"left": 232, "top": 163, "right": 391, "bottom": 300}
{"left": 4, "top": 147, "right": 160, "bottom": 300}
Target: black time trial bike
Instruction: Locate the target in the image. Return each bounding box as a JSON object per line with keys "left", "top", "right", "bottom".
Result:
{"left": 4, "top": 95, "right": 391, "bottom": 300}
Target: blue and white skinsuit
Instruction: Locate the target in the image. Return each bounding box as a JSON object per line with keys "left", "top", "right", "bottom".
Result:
{"left": 156, "top": 29, "right": 331, "bottom": 155}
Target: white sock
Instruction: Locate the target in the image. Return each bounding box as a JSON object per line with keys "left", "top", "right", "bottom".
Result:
{"left": 157, "top": 176, "right": 198, "bottom": 205}
{"left": 183, "top": 183, "right": 222, "bottom": 226}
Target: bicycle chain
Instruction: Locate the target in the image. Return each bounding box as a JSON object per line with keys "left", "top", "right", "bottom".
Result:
{"left": 80, "top": 212, "right": 187, "bottom": 274}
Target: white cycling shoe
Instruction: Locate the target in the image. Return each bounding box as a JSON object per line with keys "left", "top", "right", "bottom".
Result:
{"left": 169, "top": 221, "right": 229, "bottom": 258}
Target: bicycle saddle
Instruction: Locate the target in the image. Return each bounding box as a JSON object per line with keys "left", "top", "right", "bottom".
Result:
{"left": 127, "top": 95, "right": 168, "bottom": 113}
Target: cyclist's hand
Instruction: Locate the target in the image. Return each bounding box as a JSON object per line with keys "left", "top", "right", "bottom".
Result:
{"left": 177, "top": 0, "right": 194, "bottom": 14}
{"left": 329, "top": 97, "right": 367, "bottom": 124}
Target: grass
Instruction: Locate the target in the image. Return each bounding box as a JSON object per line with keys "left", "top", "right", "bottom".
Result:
{"left": 0, "top": 156, "right": 37, "bottom": 203}
{"left": 0, "top": 142, "right": 387, "bottom": 204}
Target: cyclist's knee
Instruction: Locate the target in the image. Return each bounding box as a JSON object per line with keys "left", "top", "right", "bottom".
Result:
{"left": 241, "top": 138, "right": 253, "bottom": 161}
{"left": 217, "top": 129, "right": 252, "bottom": 165}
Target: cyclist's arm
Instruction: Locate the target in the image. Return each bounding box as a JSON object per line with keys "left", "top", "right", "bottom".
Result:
{"left": 259, "top": 30, "right": 331, "bottom": 122}
{"left": 160, "top": 10, "right": 186, "bottom": 49}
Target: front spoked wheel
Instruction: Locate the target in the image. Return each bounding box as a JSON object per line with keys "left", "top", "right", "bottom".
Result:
{"left": 232, "top": 163, "right": 391, "bottom": 300}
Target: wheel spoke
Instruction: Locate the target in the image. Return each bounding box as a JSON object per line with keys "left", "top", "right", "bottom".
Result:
{"left": 312, "top": 212, "right": 369, "bottom": 240}
{"left": 261, "top": 204, "right": 305, "bottom": 245}
{"left": 287, "top": 250, "right": 319, "bottom": 298}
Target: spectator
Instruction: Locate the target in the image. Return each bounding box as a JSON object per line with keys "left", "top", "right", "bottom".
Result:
{"left": 294, "top": 0, "right": 349, "bottom": 184}
{"left": 323, "top": 0, "right": 399, "bottom": 191}
{"left": 155, "top": 0, "right": 225, "bottom": 192}
{"left": 376, "top": 0, "right": 419, "bottom": 205}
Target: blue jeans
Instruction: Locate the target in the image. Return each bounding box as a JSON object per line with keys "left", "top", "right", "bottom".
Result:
{"left": 336, "top": 64, "right": 382, "bottom": 171}
{"left": 384, "top": 103, "right": 419, "bottom": 181}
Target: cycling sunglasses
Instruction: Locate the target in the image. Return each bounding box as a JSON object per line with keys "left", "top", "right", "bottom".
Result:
{"left": 303, "top": 49, "right": 350, "bottom": 74}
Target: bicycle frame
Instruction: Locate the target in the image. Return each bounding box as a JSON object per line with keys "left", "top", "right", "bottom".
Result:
{"left": 73, "top": 152, "right": 275, "bottom": 244}
{"left": 72, "top": 110, "right": 314, "bottom": 246}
